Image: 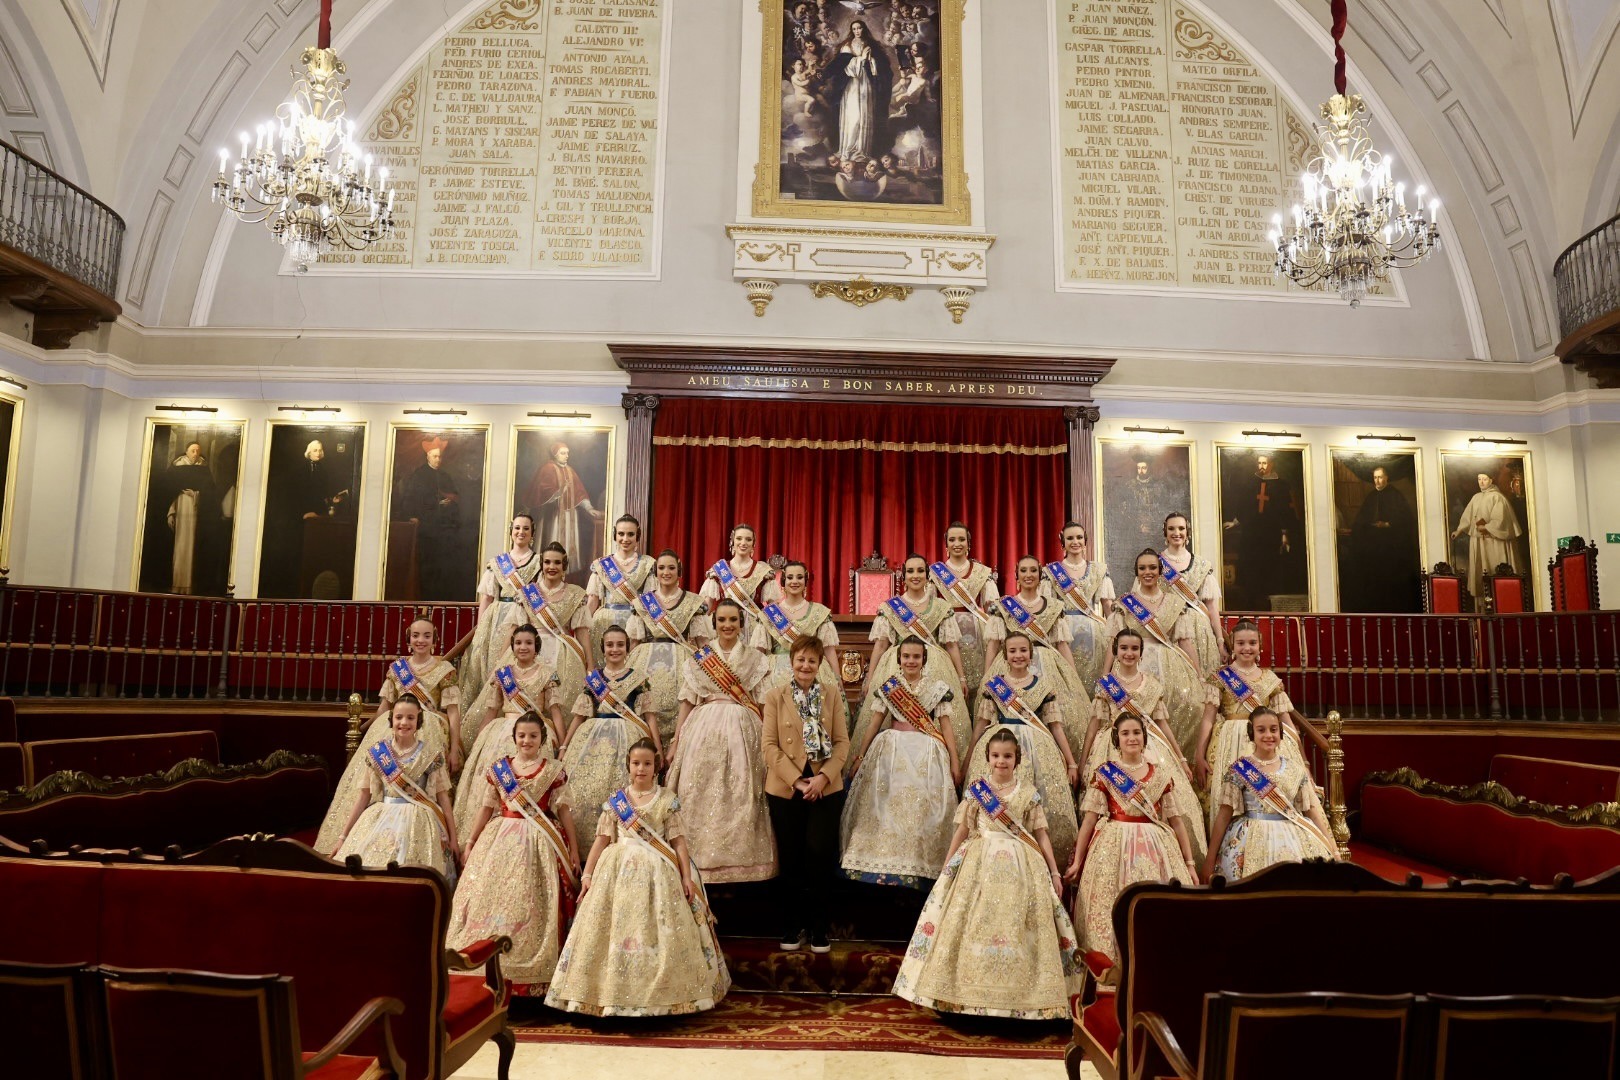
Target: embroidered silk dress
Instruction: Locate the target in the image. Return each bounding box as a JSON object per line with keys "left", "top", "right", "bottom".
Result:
{"left": 1203, "top": 665, "right": 1306, "bottom": 828}
{"left": 840, "top": 674, "right": 959, "bottom": 889}
{"left": 560, "top": 666, "right": 655, "bottom": 843}
{"left": 334, "top": 739, "right": 456, "bottom": 882}
{"left": 1074, "top": 763, "right": 1191, "bottom": 967}
{"left": 668, "top": 641, "right": 776, "bottom": 883}
{"left": 454, "top": 659, "right": 561, "bottom": 841}
{"left": 315, "top": 658, "right": 459, "bottom": 854}
{"left": 937, "top": 559, "right": 998, "bottom": 713}
{"left": 965, "top": 672, "right": 1080, "bottom": 869}
{"left": 1105, "top": 591, "right": 1205, "bottom": 761}
{"left": 984, "top": 594, "right": 1089, "bottom": 754}
{"left": 698, "top": 557, "right": 780, "bottom": 641}
{"left": 858, "top": 594, "right": 970, "bottom": 752}
{"left": 893, "top": 781, "right": 1085, "bottom": 1019}
{"left": 1040, "top": 557, "right": 1116, "bottom": 692}
{"left": 586, "top": 552, "right": 655, "bottom": 664}
{"left": 1084, "top": 672, "right": 1208, "bottom": 866}
{"left": 447, "top": 757, "right": 574, "bottom": 996}
{"left": 749, "top": 596, "right": 842, "bottom": 699}
{"left": 546, "top": 786, "right": 729, "bottom": 1017}
{"left": 457, "top": 550, "right": 544, "bottom": 720}
{"left": 1214, "top": 756, "right": 1337, "bottom": 881}
{"left": 1158, "top": 547, "right": 1223, "bottom": 674}
{"left": 628, "top": 590, "right": 713, "bottom": 749}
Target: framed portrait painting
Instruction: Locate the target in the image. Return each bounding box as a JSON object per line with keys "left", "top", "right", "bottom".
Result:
{"left": 510, "top": 425, "right": 615, "bottom": 588}
{"left": 1439, "top": 450, "right": 1535, "bottom": 607}
{"left": 1095, "top": 438, "right": 1195, "bottom": 596}
{"left": 1216, "top": 444, "right": 1314, "bottom": 612}
{"left": 380, "top": 425, "right": 489, "bottom": 602}
{"left": 254, "top": 422, "right": 367, "bottom": 599}
{"left": 132, "top": 419, "right": 247, "bottom": 596}
{"left": 1329, "top": 448, "right": 1424, "bottom": 613}
{"left": 0, "top": 391, "right": 20, "bottom": 573}
{"left": 753, "top": 0, "right": 969, "bottom": 224}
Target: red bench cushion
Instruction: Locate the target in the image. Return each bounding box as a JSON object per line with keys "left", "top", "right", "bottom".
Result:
{"left": 444, "top": 973, "right": 500, "bottom": 1042}
{"left": 24, "top": 730, "right": 219, "bottom": 787}
{"left": 1488, "top": 754, "right": 1620, "bottom": 807}
{"left": 304, "top": 1054, "right": 387, "bottom": 1080}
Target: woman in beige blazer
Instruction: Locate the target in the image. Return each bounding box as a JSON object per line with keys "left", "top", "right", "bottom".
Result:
{"left": 762, "top": 636, "right": 850, "bottom": 954}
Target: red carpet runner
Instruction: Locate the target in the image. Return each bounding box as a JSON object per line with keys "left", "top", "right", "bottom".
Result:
{"left": 511, "top": 991, "right": 1069, "bottom": 1059}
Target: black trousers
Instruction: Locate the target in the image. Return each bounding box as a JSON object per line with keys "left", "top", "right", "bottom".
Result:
{"left": 767, "top": 778, "right": 845, "bottom": 937}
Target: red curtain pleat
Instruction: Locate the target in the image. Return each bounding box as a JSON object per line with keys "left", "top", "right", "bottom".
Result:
{"left": 649, "top": 398, "right": 1069, "bottom": 611}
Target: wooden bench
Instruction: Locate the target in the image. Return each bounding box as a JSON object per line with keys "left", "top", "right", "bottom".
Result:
{"left": 0, "top": 835, "right": 513, "bottom": 1079}
{"left": 1069, "top": 860, "right": 1620, "bottom": 1080}
{"left": 21, "top": 729, "right": 219, "bottom": 788}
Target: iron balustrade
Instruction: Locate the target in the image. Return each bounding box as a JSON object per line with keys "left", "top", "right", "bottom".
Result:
{"left": 0, "top": 139, "right": 125, "bottom": 297}
{"left": 1554, "top": 211, "right": 1620, "bottom": 338}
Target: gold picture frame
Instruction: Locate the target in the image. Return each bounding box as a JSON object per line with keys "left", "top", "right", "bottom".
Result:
{"left": 130, "top": 418, "right": 249, "bottom": 596}
{"left": 1327, "top": 445, "right": 1427, "bottom": 614}
{"left": 1094, "top": 435, "right": 1199, "bottom": 596}
{"left": 1438, "top": 449, "right": 1536, "bottom": 609}
{"left": 378, "top": 422, "right": 491, "bottom": 603}
{"left": 1214, "top": 441, "right": 1317, "bottom": 612}
{"left": 0, "top": 390, "right": 21, "bottom": 575}
{"left": 752, "top": 0, "right": 971, "bottom": 225}
{"left": 251, "top": 420, "right": 370, "bottom": 600}
{"left": 508, "top": 424, "right": 617, "bottom": 589}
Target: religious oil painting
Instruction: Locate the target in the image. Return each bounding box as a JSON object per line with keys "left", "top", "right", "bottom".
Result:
{"left": 510, "top": 425, "right": 615, "bottom": 589}
{"left": 380, "top": 424, "right": 489, "bottom": 603}
{"left": 255, "top": 422, "right": 367, "bottom": 600}
{"left": 755, "top": 0, "right": 970, "bottom": 224}
{"left": 1215, "top": 444, "right": 1314, "bottom": 612}
{"left": 1329, "top": 448, "right": 1424, "bottom": 614}
{"left": 1440, "top": 450, "right": 1535, "bottom": 608}
{"left": 133, "top": 420, "right": 247, "bottom": 597}
{"left": 0, "top": 392, "right": 19, "bottom": 572}
{"left": 1095, "top": 438, "right": 1194, "bottom": 597}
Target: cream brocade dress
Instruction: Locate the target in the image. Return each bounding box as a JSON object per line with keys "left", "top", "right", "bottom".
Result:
{"left": 1157, "top": 548, "right": 1223, "bottom": 675}
{"left": 1214, "top": 757, "right": 1337, "bottom": 881}
{"left": 839, "top": 675, "right": 958, "bottom": 889}
{"left": 668, "top": 641, "right": 776, "bottom": 883}
{"left": 1203, "top": 666, "right": 1306, "bottom": 828}
{"left": 628, "top": 591, "right": 713, "bottom": 750}
{"left": 457, "top": 551, "right": 543, "bottom": 724}
{"left": 447, "top": 758, "right": 574, "bottom": 996}
{"left": 858, "top": 595, "right": 970, "bottom": 752}
{"left": 749, "top": 598, "right": 842, "bottom": 699}
{"left": 984, "top": 595, "right": 1089, "bottom": 754}
{"left": 938, "top": 560, "right": 998, "bottom": 712}
{"left": 1084, "top": 673, "right": 1207, "bottom": 867}
{"left": 546, "top": 787, "right": 729, "bottom": 1017}
{"left": 314, "top": 658, "right": 459, "bottom": 855}
{"left": 455, "top": 660, "right": 560, "bottom": 841}
{"left": 893, "top": 782, "right": 1084, "bottom": 1019}
{"left": 1074, "top": 763, "right": 1191, "bottom": 967}
{"left": 1040, "top": 558, "right": 1115, "bottom": 691}
{"left": 334, "top": 739, "right": 455, "bottom": 882}
{"left": 698, "top": 558, "right": 780, "bottom": 642}
{"left": 560, "top": 667, "right": 654, "bottom": 844}
{"left": 964, "top": 673, "right": 1080, "bottom": 869}
{"left": 586, "top": 552, "right": 655, "bottom": 664}
{"left": 1105, "top": 592, "right": 1205, "bottom": 761}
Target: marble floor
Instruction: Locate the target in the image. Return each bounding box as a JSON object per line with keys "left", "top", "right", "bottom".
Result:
{"left": 450, "top": 1041, "right": 1101, "bottom": 1078}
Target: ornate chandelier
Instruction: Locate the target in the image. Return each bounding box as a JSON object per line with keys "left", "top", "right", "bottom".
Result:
{"left": 211, "top": 0, "right": 395, "bottom": 272}
{"left": 1270, "top": 0, "right": 1439, "bottom": 306}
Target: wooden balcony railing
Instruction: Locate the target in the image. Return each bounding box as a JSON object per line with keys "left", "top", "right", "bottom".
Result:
{"left": 0, "top": 139, "right": 123, "bottom": 348}
{"left": 1555, "top": 211, "right": 1620, "bottom": 387}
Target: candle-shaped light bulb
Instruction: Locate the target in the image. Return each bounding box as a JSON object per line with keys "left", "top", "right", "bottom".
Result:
{"left": 364, "top": 154, "right": 372, "bottom": 183}
{"left": 219, "top": 148, "right": 229, "bottom": 175}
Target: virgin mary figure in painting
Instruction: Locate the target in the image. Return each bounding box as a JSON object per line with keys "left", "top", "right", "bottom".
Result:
{"left": 822, "top": 19, "right": 892, "bottom": 162}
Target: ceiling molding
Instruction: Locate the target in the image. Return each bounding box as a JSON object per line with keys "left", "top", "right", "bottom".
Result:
{"left": 56, "top": 0, "right": 120, "bottom": 86}
{"left": 1547, "top": 0, "right": 1620, "bottom": 134}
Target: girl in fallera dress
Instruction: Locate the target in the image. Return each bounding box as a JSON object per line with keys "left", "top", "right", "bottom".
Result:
{"left": 1193, "top": 618, "right": 1310, "bottom": 827}
{"left": 448, "top": 712, "right": 578, "bottom": 998}
{"left": 330, "top": 697, "right": 460, "bottom": 882}
{"left": 558, "top": 625, "right": 658, "bottom": 844}
{"left": 1041, "top": 520, "right": 1116, "bottom": 691}
{"left": 458, "top": 514, "right": 544, "bottom": 724}
{"left": 546, "top": 739, "right": 729, "bottom": 1017}
{"left": 894, "top": 729, "right": 1084, "bottom": 1020}
{"left": 585, "top": 514, "right": 655, "bottom": 665}
{"left": 841, "top": 637, "right": 961, "bottom": 889}
{"left": 964, "top": 632, "right": 1080, "bottom": 868}
{"left": 750, "top": 560, "right": 842, "bottom": 699}
{"left": 315, "top": 619, "right": 461, "bottom": 853}
{"left": 1067, "top": 713, "right": 1200, "bottom": 974}
{"left": 859, "top": 554, "right": 971, "bottom": 752}
{"left": 627, "top": 550, "right": 713, "bottom": 750}
{"left": 1205, "top": 708, "right": 1339, "bottom": 882}
{"left": 667, "top": 599, "right": 777, "bottom": 883}
{"left": 699, "top": 522, "right": 780, "bottom": 641}
{"left": 935, "top": 522, "right": 1000, "bottom": 711}
{"left": 1159, "top": 512, "right": 1227, "bottom": 668}
{"left": 1104, "top": 548, "right": 1207, "bottom": 762}
{"left": 985, "top": 555, "right": 1090, "bottom": 756}
{"left": 522, "top": 541, "right": 593, "bottom": 726}
{"left": 455, "top": 624, "right": 566, "bottom": 841}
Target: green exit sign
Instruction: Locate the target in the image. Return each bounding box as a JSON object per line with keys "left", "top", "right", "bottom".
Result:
{"left": 1559, "top": 536, "right": 1577, "bottom": 548}
{"left": 1608, "top": 533, "right": 1620, "bottom": 544}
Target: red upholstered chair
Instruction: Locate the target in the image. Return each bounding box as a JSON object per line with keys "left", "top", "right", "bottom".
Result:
{"left": 1550, "top": 537, "right": 1601, "bottom": 612}
{"left": 1169, "top": 992, "right": 1421, "bottom": 1080}
{"left": 92, "top": 967, "right": 403, "bottom": 1079}
{"left": 848, "top": 553, "right": 901, "bottom": 615}
{"left": 0, "top": 960, "right": 100, "bottom": 1080}
{"left": 1420, "top": 562, "right": 1472, "bottom": 614}
{"left": 1483, "top": 562, "right": 1530, "bottom": 614}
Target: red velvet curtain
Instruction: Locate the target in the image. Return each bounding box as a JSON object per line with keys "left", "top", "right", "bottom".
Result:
{"left": 649, "top": 398, "right": 1069, "bottom": 611}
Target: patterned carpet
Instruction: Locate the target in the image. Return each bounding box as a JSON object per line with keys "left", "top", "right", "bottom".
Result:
{"left": 511, "top": 991, "right": 1070, "bottom": 1059}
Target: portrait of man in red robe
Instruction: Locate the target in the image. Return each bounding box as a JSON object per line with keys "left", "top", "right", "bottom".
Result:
{"left": 522, "top": 439, "right": 605, "bottom": 578}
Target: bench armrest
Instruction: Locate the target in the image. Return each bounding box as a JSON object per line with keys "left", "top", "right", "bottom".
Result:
{"left": 1129, "top": 1011, "right": 1196, "bottom": 1080}
{"left": 302, "top": 996, "right": 405, "bottom": 1076}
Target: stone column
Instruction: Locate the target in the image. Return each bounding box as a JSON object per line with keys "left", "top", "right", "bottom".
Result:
{"left": 1064, "top": 405, "right": 1101, "bottom": 535}
{"left": 621, "top": 392, "right": 661, "bottom": 529}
